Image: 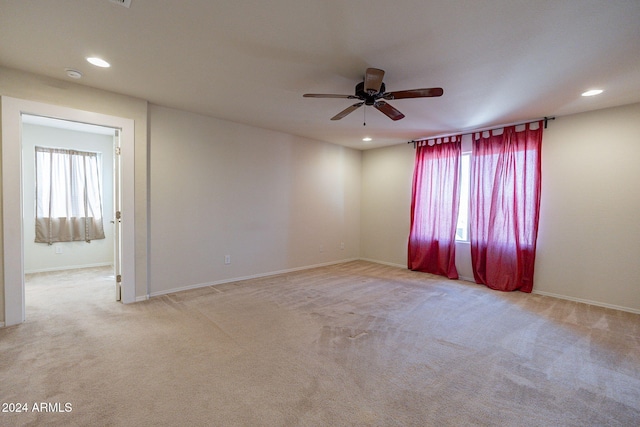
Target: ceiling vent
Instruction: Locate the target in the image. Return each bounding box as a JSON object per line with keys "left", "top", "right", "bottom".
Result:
{"left": 109, "top": 0, "right": 132, "bottom": 8}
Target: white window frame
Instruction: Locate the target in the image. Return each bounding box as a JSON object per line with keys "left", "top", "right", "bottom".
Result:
{"left": 455, "top": 152, "right": 471, "bottom": 242}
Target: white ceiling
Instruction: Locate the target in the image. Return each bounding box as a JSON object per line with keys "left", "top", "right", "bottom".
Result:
{"left": 1, "top": 0, "right": 639, "bottom": 150}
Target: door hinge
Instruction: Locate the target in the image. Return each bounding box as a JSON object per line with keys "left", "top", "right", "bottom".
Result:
{"left": 115, "top": 146, "right": 121, "bottom": 155}
{"left": 115, "top": 211, "right": 122, "bottom": 220}
{"left": 116, "top": 274, "right": 122, "bottom": 283}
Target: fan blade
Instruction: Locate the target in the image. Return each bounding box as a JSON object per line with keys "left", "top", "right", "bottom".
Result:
{"left": 304, "top": 93, "right": 358, "bottom": 99}
{"left": 364, "top": 68, "right": 385, "bottom": 94}
{"left": 384, "top": 87, "right": 444, "bottom": 100}
{"left": 331, "top": 102, "right": 364, "bottom": 120}
{"left": 374, "top": 101, "right": 405, "bottom": 121}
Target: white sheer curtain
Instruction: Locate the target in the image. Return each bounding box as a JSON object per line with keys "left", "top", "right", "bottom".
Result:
{"left": 35, "top": 146, "right": 105, "bottom": 244}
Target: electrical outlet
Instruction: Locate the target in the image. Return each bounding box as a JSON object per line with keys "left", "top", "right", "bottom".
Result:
{"left": 340, "top": 242, "right": 345, "bottom": 250}
{"left": 319, "top": 244, "right": 324, "bottom": 253}
{"left": 55, "top": 246, "right": 63, "bottom": 254}
{"left": 224, "top": 255, "right": 231, "bottom": 265}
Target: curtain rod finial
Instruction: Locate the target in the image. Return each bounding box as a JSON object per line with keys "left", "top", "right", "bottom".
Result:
{"left": 543, "top": 116, "right": 556, "bottom": 129}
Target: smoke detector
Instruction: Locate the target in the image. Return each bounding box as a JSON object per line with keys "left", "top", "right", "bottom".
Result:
{"left": 65, "top": 69, "right": 83, "bottom": 79}
{"left": 109, "top": 0, "right": 132, "bottom": 8}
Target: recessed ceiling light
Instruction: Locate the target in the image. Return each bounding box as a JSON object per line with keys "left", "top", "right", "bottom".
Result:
{"left": 86, "top": 57, "right": 111, "bottom": 68}
{"left": 362, "top": 137, "right": 372, "bottom": 142}
{"left": 581, "top": 89, "right": 603, "bottom": 97}
{"left": 109, "top": 0, "right": 132, "bottom": 8}
{"left": 65, "top": 68, "right": 82, "bottom": 79}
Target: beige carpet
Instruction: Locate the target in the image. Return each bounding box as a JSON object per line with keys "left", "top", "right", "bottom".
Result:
{"left": 1, "top": 261, "right": 639, "bottom": 426}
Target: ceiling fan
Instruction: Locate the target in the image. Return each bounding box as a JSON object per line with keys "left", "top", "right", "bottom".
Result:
{"left": 303, "top": 68, "right": 443, "bottom": 121}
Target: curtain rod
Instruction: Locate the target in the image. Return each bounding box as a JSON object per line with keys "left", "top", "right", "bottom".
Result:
{"left": 407, "top": 116, "right": 555, "bottom": 146}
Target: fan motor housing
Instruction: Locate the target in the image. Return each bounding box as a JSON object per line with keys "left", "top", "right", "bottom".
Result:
{"left": 355, "top": 81, "right": 385, "bottom": 105}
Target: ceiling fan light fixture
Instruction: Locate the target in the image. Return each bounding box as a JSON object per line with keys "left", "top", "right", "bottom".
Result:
{"left": 581, "top": 89, "right": 603, "bottom": 97}
{"left": 86, "top": 57, "right": 111, "bottom": 68}
{"left": 304, "top": 67, "right": 443, "bottom": 122}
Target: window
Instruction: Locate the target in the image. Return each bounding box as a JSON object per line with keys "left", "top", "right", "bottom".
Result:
{"left": 35, "top": 146, "right": 105, "bottom": 244}
{"left": 455, "top": 152, "right": 471, "bottom": 241}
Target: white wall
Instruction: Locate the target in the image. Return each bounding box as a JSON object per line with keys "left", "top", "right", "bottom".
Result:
{"left": 534, "top": 103, "right": 640, "bottom": 312}
{"left": 360, "top": 137, "right": 474, "bottom": 279}
{"left": 148, "top": 104, "right": 361, "bottom": 295}
{"left": 22, "top": 124, "right": 114, "bottom": 273}
{"left": 360, "top": 142, "right": 413, "bottom": 267}
{"left": 361, "top": 103, "right": 640, "bottom": 313}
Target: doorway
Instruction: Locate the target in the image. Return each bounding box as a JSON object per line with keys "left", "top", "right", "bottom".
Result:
{"left": 21, "top": 115, "right": 120, "bottom": 305}
{"left": 2, "top": 97, "right": 136, "bottom": 327}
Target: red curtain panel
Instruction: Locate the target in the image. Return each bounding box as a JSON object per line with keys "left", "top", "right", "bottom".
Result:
{"left": 470, "top": 122, "right": 543, "bottom": 292}
{"left": 408, "top": 136, "right": 461, "bottom": 279}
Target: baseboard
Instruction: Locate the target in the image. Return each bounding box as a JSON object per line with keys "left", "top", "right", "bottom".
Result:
{"left": 358, "top": 258, "right": 478, "bottom": 284}
{"left": 360, "top": 260, "right": 640, "bottom": 314}
{"left": 148, "top": 258, "right": 360, "bottom": 298}
{"left": 25, "top": 262, "right": 112, "bottom": 274}
{"left": 532, "top": 290, "right": 640, "bottom": 315}
{"left": 358, "top": 258, "right": 406, "bottom": 269}
{"left": 142, "top": 258, "right": 640, "bottom": 315}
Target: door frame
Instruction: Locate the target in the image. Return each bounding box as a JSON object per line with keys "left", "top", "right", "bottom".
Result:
{"left": 113, "top": 129, "right": 123, "bottom": 301}
{"left": 2, "top": 97, "right": 136, "bottom": 326}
